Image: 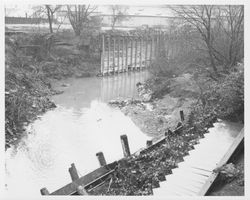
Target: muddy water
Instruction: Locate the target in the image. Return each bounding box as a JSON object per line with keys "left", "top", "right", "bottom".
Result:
{"left": 5, "top": 71, "right": 151, "bottom": 197}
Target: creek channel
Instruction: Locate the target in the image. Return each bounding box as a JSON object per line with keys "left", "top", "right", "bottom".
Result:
{"left": 5, "top": 70, "right": 151, "bottom": 197}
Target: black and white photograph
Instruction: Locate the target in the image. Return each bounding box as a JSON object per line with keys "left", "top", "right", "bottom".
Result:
{"left": 1, "top": 1, "right": 246, "bottom": 198}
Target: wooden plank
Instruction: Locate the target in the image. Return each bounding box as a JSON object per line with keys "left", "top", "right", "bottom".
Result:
{"left": 122, "top": 37, "right": 124, "bottom": 71}
{"left": 113, "top": 37, "right": 116, "bottom": 73}
{"left": 107, "top": 36, "right": 110, "bottom": 74}
{"left": 145, "top": 38, "right": 148, "bottom": 67}
{"left": 139, "top": 37, "right": 142, "bottom": 69}
{"left": 101, "top": 34, "right": 105, "bottom": 75}
{"left": 150, "top": 37, "right": 153, "bottom": 64}
{"left": 117, "top": 37, "right": 120, "bottom": 72}
{"left": 125, "top": 37, "right": 128, "bottom": 71}
{"left": 50, "top": 162, "right": 117, "bottom": 195}
{"left": 134, "top": 38, "right": 137, "bottom": 70}
{"left": 198, "top": 127, "right": 244, "bottom": 196}
{"left": 130, "top": 38, "right": 133, "bottom": 70}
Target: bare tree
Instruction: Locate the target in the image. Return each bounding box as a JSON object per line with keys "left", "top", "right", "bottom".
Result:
{"left": 67, "top": 5, "right": 97, "bottom": 36}
{"left": 170, "top": 5, "right": 244, "bottom": 74}
{"left": 109, "top": 5, "right": 129, "bottom": 30}
{"left": 32, "top": 5, "right": 61, "bottom": 33}
{"left": 215, "top": 5, "right": 244, "bottom": 69}
{"left": 170, "top": 5, "right": 219, "bottom": 74}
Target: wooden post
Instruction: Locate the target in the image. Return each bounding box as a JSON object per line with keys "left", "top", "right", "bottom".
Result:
{"left": 117, "top": 37, "right": 120, "bottom": 72}
{"left": 145, "top": 37, "right": 148, "bottom": 68}
{"left": 68, "top": 163, "right": 79, "bottom": 182}
{"left": 139, "top": 37, "right": 142, "bottom": 70}
{"left": 125, "top": 37, "right": 128, "bottom": 71}
{"left": 130, "top": 38, "right": 133, "bottom": 71}
{"left": 101, "top": 34, "right": 105, "bottom": 75}
{"left": 40, "top": 187, "right": 50, "bottom": 195}
{"left": 150, "top": 37, "right": 153, "bottom": 64}
{"left": 180, "top": 110, "right": 184, "bottom": 122}
{"left": 96, "top": 151, "right": 107, "bottom": 166}
{"left": 76, "top": 185, "right": 88, "bottom": 195}
{"left": 113, "top": 37, "right": 116, "bottom": 73}
{"left": 107, "top": 36, "right": 110, "bottom": 75}
{"left": 134, "top": 38, "right": 138, "bottom": 70}
{"left": 120, "top": 134, "right": 131, "bottom": 157}
{"left": 151, "top": 36, "right": 155, "bottom": 61}
{"left": 146, "top": 140, "right": 153, "bottom": 147}
{"left": 155, "top": 34, "right": 158, "bottom": 58}
{"left": 122, "top": 37, "right": 124, "bottom": 72}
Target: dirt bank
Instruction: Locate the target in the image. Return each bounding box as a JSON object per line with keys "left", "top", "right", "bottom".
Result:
{"left": 112, "top": 73, "right": 200, "bottom": 138}
{"left": 5, "top": 32, "right": 100, "bottom": 149}
{"left": 103, "top": 72, "right": 244, "bottom": 196}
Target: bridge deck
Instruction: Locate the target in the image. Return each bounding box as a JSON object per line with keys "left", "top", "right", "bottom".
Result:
{"left": 153, "top": 121, "right": 244, "bottom": 196}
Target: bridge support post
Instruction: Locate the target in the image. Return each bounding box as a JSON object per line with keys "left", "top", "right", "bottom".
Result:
{"left": 68, "top": 163, "right": 79, "bottom": 182}
{"left": 40, "top": 187, "right": 50, "bottom": 195}
{"left": 96, "top": 151, "right": 107, "bottom": 166}
{"left": 120, "top": 134, "right": 131, "bottom": 157}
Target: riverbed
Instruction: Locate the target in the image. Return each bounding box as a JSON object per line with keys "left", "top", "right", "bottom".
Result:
{"left": 5, "top": 71, "right": 151, "bottom": 197}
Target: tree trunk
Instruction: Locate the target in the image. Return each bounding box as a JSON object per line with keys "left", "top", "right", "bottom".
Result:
{"left": 46, "top": 6, "right": 53, "bottom": 33}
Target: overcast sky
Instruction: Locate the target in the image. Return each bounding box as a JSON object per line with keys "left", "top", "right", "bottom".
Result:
{"left": 5, "top": 5, "right": 173, "bottom": 17}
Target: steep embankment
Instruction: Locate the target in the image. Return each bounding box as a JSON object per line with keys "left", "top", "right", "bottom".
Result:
{"left": 5, "top": 32, "right": 100, "bottom": 149}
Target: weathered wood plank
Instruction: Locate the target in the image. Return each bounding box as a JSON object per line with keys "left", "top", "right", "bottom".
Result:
{"left": 198, "top": 127, "right": 244, "bottom": 196}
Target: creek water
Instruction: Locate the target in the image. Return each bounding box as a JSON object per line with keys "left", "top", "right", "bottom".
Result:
{"left": 5, "top": 71, "right": 151, "bottom": 197}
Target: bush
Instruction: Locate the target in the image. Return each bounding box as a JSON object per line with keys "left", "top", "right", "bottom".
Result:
{"left": 203, "top": 65, "right": 244, "bottom": 121}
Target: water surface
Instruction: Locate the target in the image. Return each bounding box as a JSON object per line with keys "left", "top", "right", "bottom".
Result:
{"left": 5, "top": 71, "right": 151, "bottom": 197}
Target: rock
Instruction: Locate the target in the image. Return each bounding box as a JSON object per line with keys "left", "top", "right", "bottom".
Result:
{"left": 61, "top": 83, "right": 70, "bottom": 87}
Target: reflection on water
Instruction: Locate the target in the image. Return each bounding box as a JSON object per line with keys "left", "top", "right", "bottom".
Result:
{"left": 5, "top": 71, "right": 151, "bottom": 197}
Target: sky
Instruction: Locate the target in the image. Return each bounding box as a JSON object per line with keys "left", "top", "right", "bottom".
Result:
{"left": 4, "top": 5, "right": 173, "bottom": 18}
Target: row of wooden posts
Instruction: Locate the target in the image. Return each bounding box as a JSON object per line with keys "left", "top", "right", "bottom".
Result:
{"left": 41, "top": 110, "right": 185, "bottom": 195}
{"left": 100, "top": 33, "right": 164, "bottom": 75}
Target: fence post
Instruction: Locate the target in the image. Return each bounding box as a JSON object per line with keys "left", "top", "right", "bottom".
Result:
{"left": 155, "top": 34, "right": 158, "bottom": 58}
{"left": 113, "top": 37, "right": 116, "bottom": 73}
{"left": 150, "top": 36, "right": 153, "bottom": 65}
{"left": 120, "top": 134, "right": 131, "bottom": 157}
{"left": 96, "top": 151, "right": 107, "bottom": 166}
{"left": 140, "top": 37, "right": 142, "bottom": 70}
{"left": 68, "top": 163, "right": 79, "bottom": 182}
{"left": 107, "top": 36, "right": 110, "bottom": 75}
{"left": 117, "top": 37, "right": 120, "bottom": 72}
{"left": 130, "top": 38, "right": 133, "bottom": 71}
{"left": 101, "top": 34, "right": 105, "bottom": 75}
{"left": 134, "top": 38, "right": 138, "bottom": 70}
{"left": 122, "top": 37, "right": 124, "bottom": 72}
{"left": 40, "top": 187, "right": 50, "bottom": 195}
{"left": 125, "top": 36, "right": 128, "bottom": 71}
{"left": 145, "top": 37, "right": 148, "bottom": 68}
